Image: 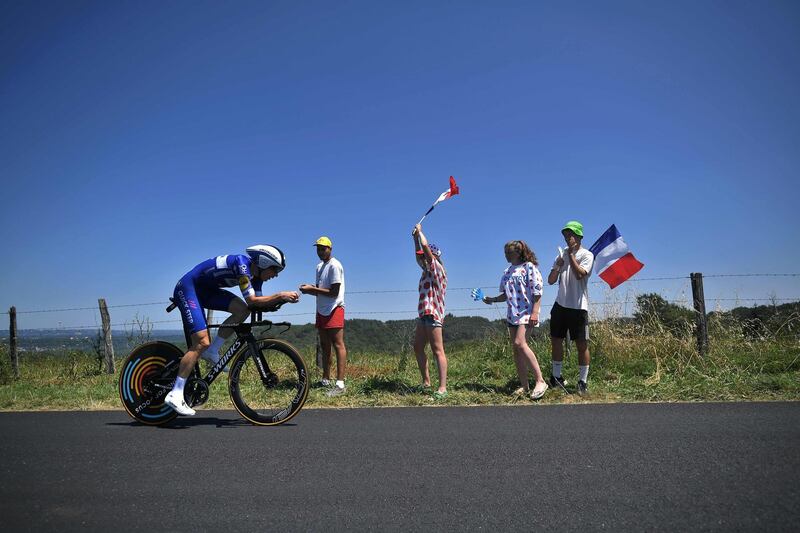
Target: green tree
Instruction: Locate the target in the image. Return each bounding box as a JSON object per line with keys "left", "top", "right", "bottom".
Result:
{"left": 634, "top": 293, "right": 695, "bottom": 337}
{"left": 725, "top": 301, "right": 800, "bottom": 339}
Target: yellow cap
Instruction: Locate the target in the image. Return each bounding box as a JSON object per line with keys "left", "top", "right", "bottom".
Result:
{"left": 313, "top": 236, "right": 332, "bottom": 248}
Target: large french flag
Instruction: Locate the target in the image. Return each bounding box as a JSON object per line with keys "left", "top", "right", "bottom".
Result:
{"left": 588, "top": 225, "right": 644, "bottom": 289}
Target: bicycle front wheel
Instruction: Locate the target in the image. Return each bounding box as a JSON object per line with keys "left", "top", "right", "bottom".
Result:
{"left": 228, "top": 338, "right": 309, "bottom": 426}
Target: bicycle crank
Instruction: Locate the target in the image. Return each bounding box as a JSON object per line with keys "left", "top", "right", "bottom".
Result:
{"left": 185, "top": 378, "right": 210, "bottom": 407}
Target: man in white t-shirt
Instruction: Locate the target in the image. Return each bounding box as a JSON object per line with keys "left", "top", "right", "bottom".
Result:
{"left": 299, "top": 236, "right": 347, "bottom": 396}
{"left": 547, "top": 221, "right": 595, "bottom": 396}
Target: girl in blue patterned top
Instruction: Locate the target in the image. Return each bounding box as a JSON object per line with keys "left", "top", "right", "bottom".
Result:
{"left": 482, "top": 240, "right": 548, "bottom": 400}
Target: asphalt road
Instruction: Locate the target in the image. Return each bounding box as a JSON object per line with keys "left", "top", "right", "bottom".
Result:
{"left": 1, "top": 402, "right": 798, "bottom": 532}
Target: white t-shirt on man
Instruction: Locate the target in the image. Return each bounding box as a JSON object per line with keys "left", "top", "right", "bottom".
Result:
{"left": 315, "top": 257, "right": 345, "bottom": 316}
{"left": 554, "top": 248, "right": 594, "bottom": 311}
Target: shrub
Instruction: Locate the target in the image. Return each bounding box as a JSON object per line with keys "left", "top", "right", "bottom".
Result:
{"left": 0, "top": 345, "right": 14, "bottom": 384}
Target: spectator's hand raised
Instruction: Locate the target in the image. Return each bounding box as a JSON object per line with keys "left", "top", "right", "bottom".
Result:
{"left": 554, "top": 248, "right": 565, "bottom": 268}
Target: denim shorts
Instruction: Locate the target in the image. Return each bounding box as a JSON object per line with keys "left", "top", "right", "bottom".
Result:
{"left": 417, "top": 315, "right": 443, "bottom": 328}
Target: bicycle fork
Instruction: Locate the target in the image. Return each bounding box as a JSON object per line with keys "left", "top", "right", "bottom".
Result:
{"left": 246, "top": 337, "right": 279, "bottom": 388}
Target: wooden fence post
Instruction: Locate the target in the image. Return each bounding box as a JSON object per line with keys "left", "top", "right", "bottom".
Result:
{"left": 690, "top": 273, "right": 709, "bottom": 355}
{"left": 98, "top": 299, "right": 115, "bottom": 374}
{"left": 9, "top": 307, "right": 19, "bottom": 379}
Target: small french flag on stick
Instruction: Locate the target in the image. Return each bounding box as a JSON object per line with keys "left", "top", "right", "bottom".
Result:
{"left": 588, "top": 224, "right": 644, "bottom": 289}
{"left": 417, "top": 176, "right": 460, "bottom": 225}
{"left": 435, "top": 175, "right": 460, "bottom": 203}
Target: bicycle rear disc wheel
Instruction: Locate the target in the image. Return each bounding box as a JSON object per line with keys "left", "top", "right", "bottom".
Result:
{"left": 229, "top": 338, "right": 308, "bottom": 426}
{"left": 119, "top": 341, "right": 182, "bottom": 425}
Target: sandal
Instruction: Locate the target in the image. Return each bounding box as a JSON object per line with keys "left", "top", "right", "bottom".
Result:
{"left": 432, "top": 390, "right": 448, "bottom": 400}
{"left": 530, "top": 383, "right": 549, "bottom": 400}
{"left": 511, "top": 387, "right": 528, "bottom": 397}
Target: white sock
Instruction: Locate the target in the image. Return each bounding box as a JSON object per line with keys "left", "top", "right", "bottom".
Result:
{"left": 173, "top": 376, "right": 187, "bottom": 394}
{"left": 579, "top": 365, "right": 589, "bottom": 383}
{"left": 335, "top": 380, "right": 345, "bottom": 389}
{"left": 552, "top": 361, "right": 563, "bottom": 378}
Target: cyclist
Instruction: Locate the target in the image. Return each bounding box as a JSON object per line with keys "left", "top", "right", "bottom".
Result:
{"left": 164, "top": 245, "right": 300, "bottom": 416}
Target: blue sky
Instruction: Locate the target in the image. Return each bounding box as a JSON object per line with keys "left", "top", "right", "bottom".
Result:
{"left": 2, "top": 0, "right": 799, "bottom": 331}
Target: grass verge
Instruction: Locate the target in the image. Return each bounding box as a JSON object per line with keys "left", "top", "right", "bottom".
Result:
{"left": 1, "top": 321, "right": 798, "bottom": 411}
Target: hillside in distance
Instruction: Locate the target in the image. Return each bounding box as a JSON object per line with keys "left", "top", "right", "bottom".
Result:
{"left": 1, "top": 315, "right": 511, "bottom": 356}
{"left": 4, "top": 300, "right": 797, "bottom": 356}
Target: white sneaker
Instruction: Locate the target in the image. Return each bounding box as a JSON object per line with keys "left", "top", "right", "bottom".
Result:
{"left": 165, "top": 390, "right": 196, "bottom": 416}
{"left": 326, "top": 385, "right": 346, "bottom": 397}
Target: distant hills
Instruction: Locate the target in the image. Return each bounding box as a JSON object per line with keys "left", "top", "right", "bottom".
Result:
{"left": 0, "top": 315, "right": 512, "bottom": 356}
{"left": 2, "top": 300, "right": 797, "bottom": 356}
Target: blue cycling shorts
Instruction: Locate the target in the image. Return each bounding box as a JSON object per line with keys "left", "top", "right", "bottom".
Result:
{"left": 174, "top": 277, "right": 238, "bottom": 335}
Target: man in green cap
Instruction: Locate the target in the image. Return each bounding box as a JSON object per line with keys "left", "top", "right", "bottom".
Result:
{"left": 547, "top": 221, "right": 595, "bottom": 395}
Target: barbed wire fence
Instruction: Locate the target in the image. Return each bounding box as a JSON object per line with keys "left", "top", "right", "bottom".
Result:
{"left": 3, "top": 273, "right": 799, "bottom": 377}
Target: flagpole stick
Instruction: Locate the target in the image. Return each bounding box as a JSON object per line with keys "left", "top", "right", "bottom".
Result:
{"left": 417, "top": 205, "right": 435, "bottom": 226}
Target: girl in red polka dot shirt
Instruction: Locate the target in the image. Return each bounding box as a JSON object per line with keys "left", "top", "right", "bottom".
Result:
{"left": 412, "top": 223, "right": 448, "bottom": 399}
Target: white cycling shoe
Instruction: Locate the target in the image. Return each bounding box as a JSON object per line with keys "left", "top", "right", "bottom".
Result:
{"left": 165, "top": 390, "right": 196, "bottom": 416}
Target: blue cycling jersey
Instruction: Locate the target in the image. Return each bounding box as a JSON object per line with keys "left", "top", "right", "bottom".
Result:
{"left": 185, "top": 254, "right": 264, "bottom": 298}
{"left": 174, "top": 254, "right": 265, "bottom": 335}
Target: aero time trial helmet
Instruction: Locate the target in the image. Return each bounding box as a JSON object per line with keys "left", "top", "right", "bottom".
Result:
{"left": 246, "top": 245, "right": 286, "bottom": 272}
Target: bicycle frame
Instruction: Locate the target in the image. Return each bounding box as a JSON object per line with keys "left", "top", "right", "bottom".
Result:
{"left": 191, "top": 310, "right": 292, "bottom": 388}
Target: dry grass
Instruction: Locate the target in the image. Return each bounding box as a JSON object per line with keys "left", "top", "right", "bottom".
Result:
{"left": 1, "top": 310, "right": 798, "bottom": 412}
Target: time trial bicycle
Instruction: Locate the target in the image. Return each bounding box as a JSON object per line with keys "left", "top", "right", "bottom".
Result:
{"left": 119, "top": 301, "right": 308, "bottom": 426}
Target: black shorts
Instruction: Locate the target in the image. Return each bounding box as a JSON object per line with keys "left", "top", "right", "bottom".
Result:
{"left": 550, "top": 302, "right": 589, "bottom": 341}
